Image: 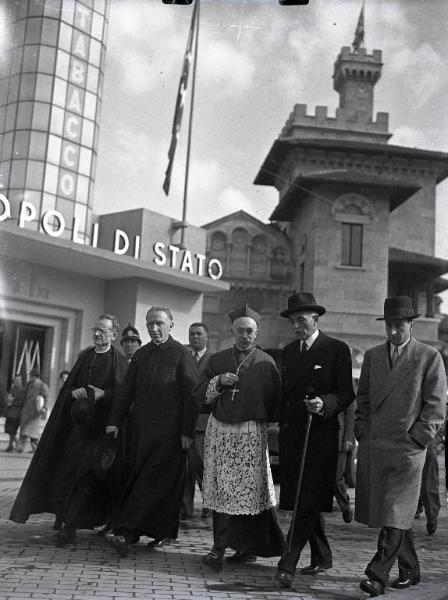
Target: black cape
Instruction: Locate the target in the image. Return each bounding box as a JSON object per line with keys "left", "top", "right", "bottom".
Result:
{"left": 10, "top": 345, "right": 128, "bottom": 525}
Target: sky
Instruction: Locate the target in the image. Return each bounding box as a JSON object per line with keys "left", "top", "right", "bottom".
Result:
{"left": 94, "top": 0, "right": 448, "bottom": 259}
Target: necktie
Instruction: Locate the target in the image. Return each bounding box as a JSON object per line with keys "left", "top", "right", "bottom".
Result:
{"left": 392, "top": 345, "right": 399, "bottom": 366}
{"left": 194, "top": 352, "right": 200, "bottom": 362}
{"left": 300, "top": 342, "right": 308, "bottom": 358}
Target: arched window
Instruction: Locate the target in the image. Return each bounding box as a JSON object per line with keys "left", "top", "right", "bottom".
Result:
{"left": 211, "top": 231, "right": 226, "bottom": 252}
{"left": 229, "top": 227, "right": 249, "bottom": 276}
{"left": 209, "top": 231, "right": 227, "bottom": 265}
{"left": 271, "top": 246, "right": 289, "bottom": 281}
{"left": 251, "top": 234, "right": 267, "bottom": 277}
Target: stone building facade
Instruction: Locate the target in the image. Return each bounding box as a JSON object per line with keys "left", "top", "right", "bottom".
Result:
{"left": 203, "top": 42, "right": 448, "bottom": 365}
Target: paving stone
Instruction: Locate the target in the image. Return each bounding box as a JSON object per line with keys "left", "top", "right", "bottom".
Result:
{"left": 1, "top": 452, "right": 448, "bottom": 599}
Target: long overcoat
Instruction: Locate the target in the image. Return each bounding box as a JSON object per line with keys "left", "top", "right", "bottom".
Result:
{"left": 20, "top": 378, "right": 49, "bottom": 439}
{"left": 355, "top": 337, "right": 447, "bottom": 530}
{"left": 279, "top": 331, "right": 355, "bottom": 512}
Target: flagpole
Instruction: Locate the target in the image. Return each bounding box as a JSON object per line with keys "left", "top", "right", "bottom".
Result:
{"left": 180, "top": 0, "right": 200, "bottom": 249}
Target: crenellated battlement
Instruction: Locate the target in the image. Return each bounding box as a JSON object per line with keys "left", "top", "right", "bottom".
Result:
{"left": 333, "top": 47, "right": 383, "bottom": 92}
{"left": 280, "top": 103, "right": 390, "bottom": 144}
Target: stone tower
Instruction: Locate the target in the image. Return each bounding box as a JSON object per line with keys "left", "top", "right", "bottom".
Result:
{"left": 255, "top": 32, "right": 448, "bottom": 350}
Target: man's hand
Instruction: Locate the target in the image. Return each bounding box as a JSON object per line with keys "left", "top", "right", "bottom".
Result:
{"left": 343, "top": 440, "right": 355, "bottom": 452}
{"left": 88, "top": 385, "right": 105, "bottom": 400}
{"left": 106, "top": 425, "right": 118, "bottom": 438}
{"left": 72, "top": 387, "right": 87, "bottom": 400}
{"left": 304, "top": 395, "right": 324, "bottom": 414}
{"left": 219, "top": 373, "right": 239, "bottom": 388}
{"left": 181, "top": 436, "right": 193, "bottom": 450}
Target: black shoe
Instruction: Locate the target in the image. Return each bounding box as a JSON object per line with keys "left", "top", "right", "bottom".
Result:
{"left": 427, "top": 520, "right": 437, "bottom": 534}
{"left": 55, "top": 527, "right": 76, "bottom": 547}
{"left": 97, "top": 525, "right": 112, "bottom": 537}
{"left": 342, "top": 508, "right": 353, "bottom": 523}
{"left": 202, "top": 550, "right": 224, "bottom": 572}
{"left": 201, "top": 508, "right": 212, "bottom": 519}
{"left": 147, "top": 537, "right": 173, "bottom": 549}
{"left": 107, "top": 534, "right": 129, "bottom": 558}
{"left": 225, "top": 551, "right": 257, "bottom": 564}
{"left": 301, "top": 562, "right": 332, "bottom": 575}
{"left": 390, "top": 572, "right": 420, "bottom": 589}
{"left": 5, "top": 446, "right": 14, "bottom": 452}
{"left": 360, "top": 579, "right": 385, "bottom": 597}
{"left": 274, "top": 570, "right": 293, "bottom": 588}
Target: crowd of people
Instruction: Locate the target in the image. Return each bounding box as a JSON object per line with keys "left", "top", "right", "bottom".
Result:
{"left": 3, "top": 293, "right": 448, "bottom": 597}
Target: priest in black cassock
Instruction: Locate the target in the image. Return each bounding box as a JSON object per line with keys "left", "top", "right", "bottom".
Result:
{"left": 105, "top": 306, "right": 199, "bottom": 557}
{"left": 10, "top": 314, "right": 129, "bottom": 545}
{"left": 197, "top": 305, "right": 285, "bottom": 572}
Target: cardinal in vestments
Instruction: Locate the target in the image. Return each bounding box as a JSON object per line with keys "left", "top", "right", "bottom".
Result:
{"left": 196, "top": 304, "right": 285, "bottom": 572}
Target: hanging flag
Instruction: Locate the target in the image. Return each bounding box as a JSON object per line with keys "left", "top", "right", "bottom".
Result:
{"left": 352, "top": 4, "right": 364, "bottom": 52}
{"left": 163, "top": 0, "right": 198, "bottom": 196}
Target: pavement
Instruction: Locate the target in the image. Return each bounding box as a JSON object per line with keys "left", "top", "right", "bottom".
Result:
{"left": 0, "top": 439, "right": 447, "bottom": 600}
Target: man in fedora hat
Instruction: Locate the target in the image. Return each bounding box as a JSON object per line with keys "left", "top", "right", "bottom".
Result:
{"left": 120, "top": 324, "right": 142, "bottom": 361}
{"left": 196, "top": 304, "right": 284, "bottom": 572}
{"left": 275, "top": 292, "right": 355, "bottom": 588}
{"left": 355, "top": 296, "right": 446, "bottom": 597}
{"left": 10, "top": 314, "right": 129, "bottom": 546}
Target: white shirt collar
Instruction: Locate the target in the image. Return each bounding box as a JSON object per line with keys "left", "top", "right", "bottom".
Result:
{"left": 390, "top": 336, "right": 411, "bottom": 358}
{"left": 191, "top": 347, "right": 207, "bottom": 358}
{"left": 302, "top": 329, "right": 319, "bottom": 350}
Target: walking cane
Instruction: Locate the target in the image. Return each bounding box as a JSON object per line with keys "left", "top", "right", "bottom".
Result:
{"left": 287, "top": 390, "right": 314, "bottom": 553}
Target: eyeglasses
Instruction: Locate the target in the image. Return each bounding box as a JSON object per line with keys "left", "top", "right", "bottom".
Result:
{"left": 91, "top": 327, "right": 113, "bottom": 335}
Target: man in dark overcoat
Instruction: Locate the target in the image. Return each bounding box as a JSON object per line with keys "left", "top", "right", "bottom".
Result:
{"left": 355, "top": 296, "right": 447, "bottom": 597}
{"left": 275, "top": 292, "right": 355, "bottom": 588}
{"left": 9, "top": 314, "right": 128, "bottom": 545}
{"left": 106, "top": 306, "right": 199, "bottom": 557}
{"left": 181, "top": 322, "right": 212, "bottom": 520}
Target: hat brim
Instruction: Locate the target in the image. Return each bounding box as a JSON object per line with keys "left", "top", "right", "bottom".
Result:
{"left": 376, "top": 313, "right": 421, "bottom": 321}
{"left": 280, "top": 304, "right": 326, "bottom": 318}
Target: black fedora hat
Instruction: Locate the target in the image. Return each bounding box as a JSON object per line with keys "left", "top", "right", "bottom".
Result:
{"left": 280, "top": 292, "right": 326, "bottom": 318}
{"left": 376, "top": 296, "right": 421, "bottom": 321}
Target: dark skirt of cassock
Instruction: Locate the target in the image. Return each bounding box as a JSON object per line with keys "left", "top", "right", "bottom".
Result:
{"left": 226, "top": 508, "right": 285, "bottom": 557}
{"left": 49, "top": 424, "right": 114, "bottom": 529}
{"left": 113, "top": 436, "right": 187, "bottom": 540}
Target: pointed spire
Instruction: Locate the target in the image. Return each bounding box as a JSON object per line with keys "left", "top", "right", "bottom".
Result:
{"left": 352, "top": 3, "right": 365, "bottom": 52}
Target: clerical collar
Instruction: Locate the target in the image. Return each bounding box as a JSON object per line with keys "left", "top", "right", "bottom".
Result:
{"left": 152, "top": 337, "right": 169, "bottom": 346}
{"left": 234, "top": 344, "right": 255, "bottom": 356}
{"left": 95, "top": 346, "right": 112, "bottom": 354}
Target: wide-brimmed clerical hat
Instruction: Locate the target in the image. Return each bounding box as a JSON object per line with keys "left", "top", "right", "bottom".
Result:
{"left": 376, "top": 296, "right": 420, "bottom": 321}
{"left": 280, "top": 292, "right": 326, "bottom": 318}
{"left": 228, "top": 304, "right": 261, "bottom": 324}
{"left": 93, "top": 434, "right": 118, "bottom": 480}
{"left": 120, "top": 323, "right": 142, "bottom": 344}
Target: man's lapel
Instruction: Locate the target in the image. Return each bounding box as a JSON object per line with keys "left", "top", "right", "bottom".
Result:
{"left": 286, "top": 332, "right": 328, "bottom": 394}
{"left": 372, "top": 337, "right": 418, "bottom": 410}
